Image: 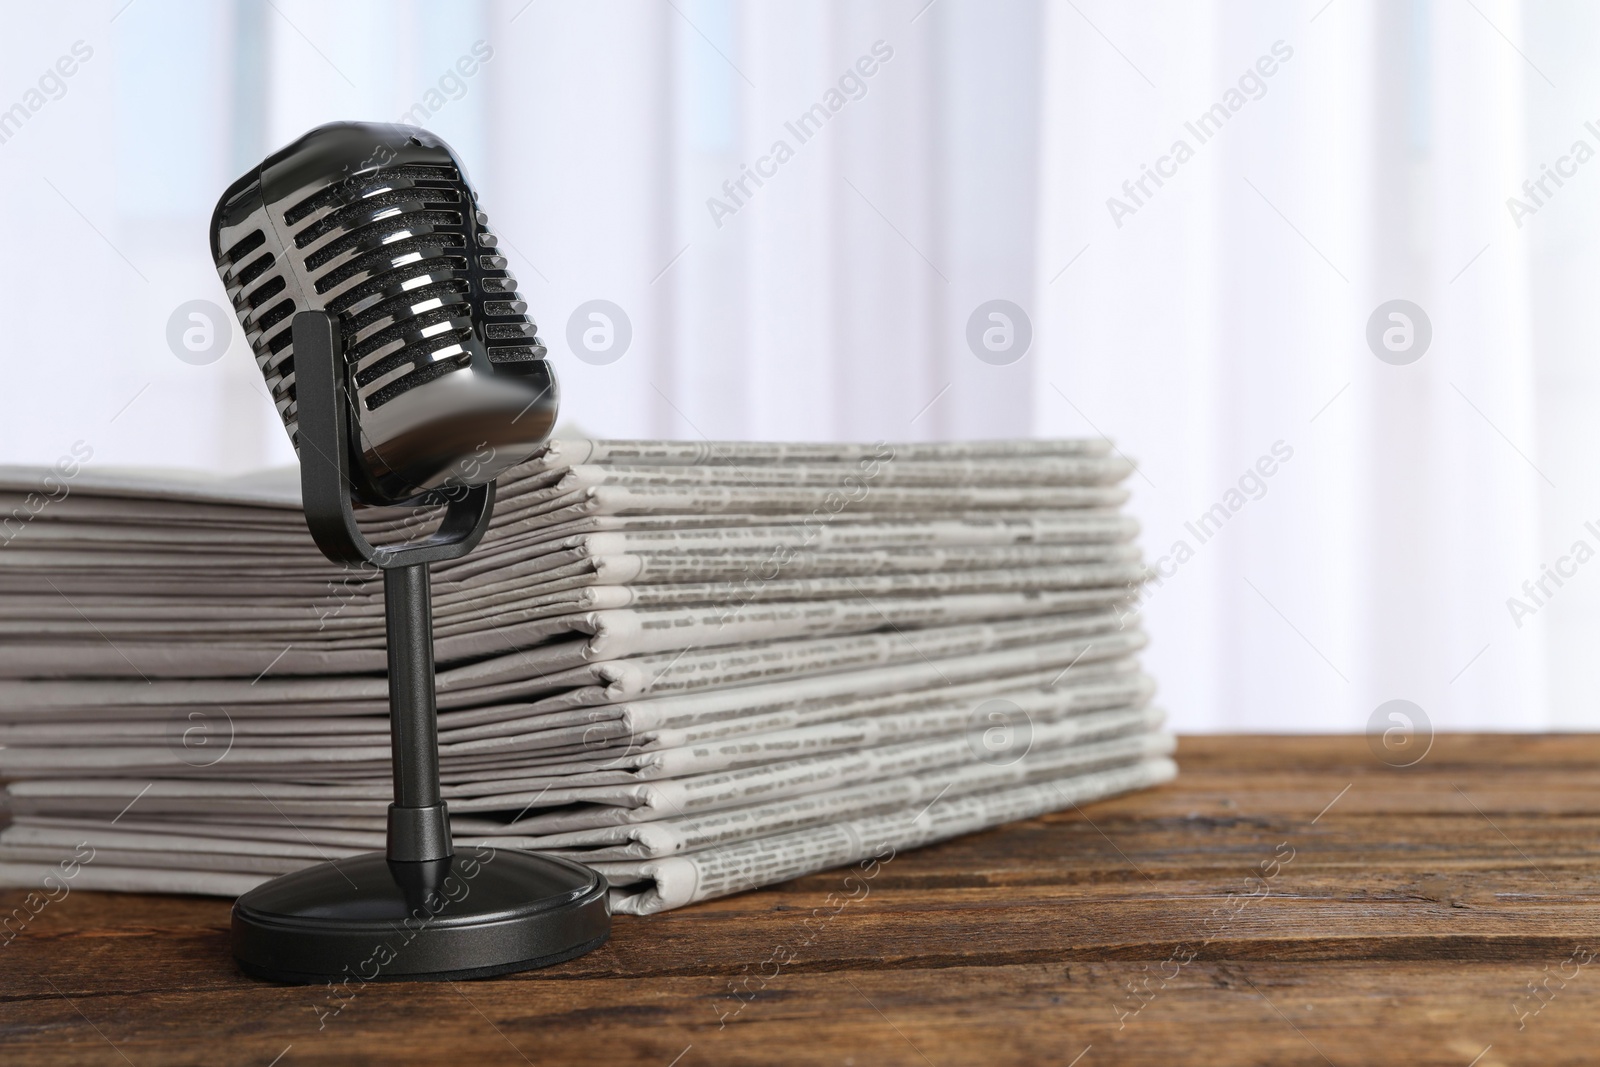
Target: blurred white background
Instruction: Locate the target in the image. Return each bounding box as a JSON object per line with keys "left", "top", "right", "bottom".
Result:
{"left": 1, "top": 0, "right": 1594, "bottom": 734}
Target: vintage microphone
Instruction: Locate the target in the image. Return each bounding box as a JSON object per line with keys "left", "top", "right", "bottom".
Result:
{"left": 209, "top": 121, "right": 609, "bottom": 982}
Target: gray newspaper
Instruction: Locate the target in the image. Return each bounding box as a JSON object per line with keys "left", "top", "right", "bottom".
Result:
{"left": 0, "top": 435, "right": 1167, "bottom": 912}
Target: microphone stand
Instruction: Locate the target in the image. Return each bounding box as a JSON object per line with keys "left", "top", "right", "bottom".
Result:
{"left": 384, "top": 563, "right": 452, "bottom": 864}
{"left": 230, "top": 311, "right": 610, "bottom": 983}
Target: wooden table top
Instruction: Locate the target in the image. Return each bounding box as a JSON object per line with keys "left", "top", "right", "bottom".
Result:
{"left": 2, "top": 734, "right": 1596, "bottom": 1066}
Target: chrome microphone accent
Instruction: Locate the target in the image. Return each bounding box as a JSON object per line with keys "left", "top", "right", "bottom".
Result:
{"left": 210, "top": 120, "right": 557, "bottom": 505}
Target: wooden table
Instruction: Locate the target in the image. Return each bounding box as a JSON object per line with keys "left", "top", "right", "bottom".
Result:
{"left": 2, "top": 735, "right": 1596, "bottom": 1066}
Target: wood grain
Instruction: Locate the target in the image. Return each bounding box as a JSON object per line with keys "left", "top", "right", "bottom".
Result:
{"left": 3, "top": 734, "right": 1598, "bottom": 1066}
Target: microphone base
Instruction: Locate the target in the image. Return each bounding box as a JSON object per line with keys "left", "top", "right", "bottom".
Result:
{"left": 230, "top": 848, "right": 610, "bottom": 984}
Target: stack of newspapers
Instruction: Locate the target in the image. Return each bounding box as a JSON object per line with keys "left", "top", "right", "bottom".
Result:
{"left": 0, "top": 438, "right": 1173, "bottom": 914}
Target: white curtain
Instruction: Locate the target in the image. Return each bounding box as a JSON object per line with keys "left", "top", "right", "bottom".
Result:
{"left": 0, "top": 0, "right": 1589, "bottom": 733}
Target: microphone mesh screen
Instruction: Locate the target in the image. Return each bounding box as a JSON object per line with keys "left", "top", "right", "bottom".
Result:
{"left": 214, "top": 150, "right": 544, "bottom": 452}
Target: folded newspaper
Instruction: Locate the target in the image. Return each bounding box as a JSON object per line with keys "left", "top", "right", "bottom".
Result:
{"left": 0, "top": 438, "right": 1172, "bottom": 914}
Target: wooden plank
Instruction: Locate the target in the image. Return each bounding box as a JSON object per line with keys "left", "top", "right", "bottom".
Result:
{"left": 2, "top": 735, "right": 1597, "bottom": 1065}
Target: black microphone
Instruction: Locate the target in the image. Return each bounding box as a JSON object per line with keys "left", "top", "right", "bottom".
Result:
{"left": 209, "top": 122, "right": 608, "bottom": 985}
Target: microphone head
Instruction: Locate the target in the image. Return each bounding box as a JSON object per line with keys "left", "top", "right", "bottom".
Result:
{"left": 209, "top": 121, "right": 558, "bottom": 506}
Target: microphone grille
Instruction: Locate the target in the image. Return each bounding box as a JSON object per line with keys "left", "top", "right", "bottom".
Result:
{"left": 212, "top": 129, "right": 547, "bottom": 455}
{"left": 216, "top": 225, "right": 300, "bottom": 436}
